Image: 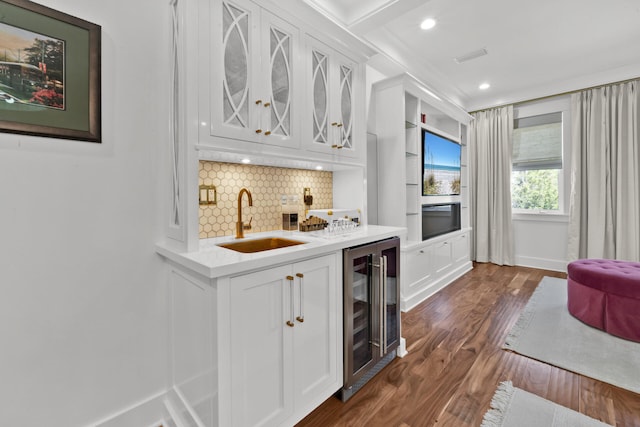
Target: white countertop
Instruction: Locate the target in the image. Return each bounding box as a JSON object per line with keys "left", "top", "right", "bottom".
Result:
{"left": 156, "top": 225, "right": 406, "bottom": 279}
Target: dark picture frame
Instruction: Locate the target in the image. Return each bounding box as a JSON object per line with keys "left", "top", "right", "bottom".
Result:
{"left": 0, "top": 0, "right": 101, "bottom": 142}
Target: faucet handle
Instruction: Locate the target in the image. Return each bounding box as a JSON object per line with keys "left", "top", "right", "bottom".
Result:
{"left": 243, "top": 216, "right": 253, "bottom": 230}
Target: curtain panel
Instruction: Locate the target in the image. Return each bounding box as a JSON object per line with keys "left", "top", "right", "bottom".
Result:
{"left": 469, "top": 106, "right": 515, "bottom": 266}
{"left": 568, "top": 80, "right": 640, "bottom": 261}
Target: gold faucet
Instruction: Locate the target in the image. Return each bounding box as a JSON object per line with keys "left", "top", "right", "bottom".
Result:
{"left": 236, "top": 188, "right": 253, "bottom": 238}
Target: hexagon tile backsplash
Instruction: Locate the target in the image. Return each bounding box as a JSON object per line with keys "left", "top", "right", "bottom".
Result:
{"left": 199, "top": 161, "right": 333, "bottom": 238}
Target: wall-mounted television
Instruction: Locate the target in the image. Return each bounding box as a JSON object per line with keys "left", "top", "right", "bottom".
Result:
{"left": 422, "top": 128, "right": 461, "bottom": 196}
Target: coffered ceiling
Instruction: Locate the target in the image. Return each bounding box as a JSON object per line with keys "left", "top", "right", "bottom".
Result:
{"left": 303, "top": 0, "right": 640, "bottom": 111}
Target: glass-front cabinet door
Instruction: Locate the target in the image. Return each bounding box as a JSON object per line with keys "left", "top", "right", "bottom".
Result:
{"left": 260, "top": 11, "right": 299, "bottom": 147}
{"left": 310, "top": 48, "right": 330, "bottom": 148}
{"left": 214, "top": 0, "right": 259, "bottom": 141}
{"left": 306, "top": 36, "right": 357, "bottom": 157}
{"left": 211, "top": 0, "right": 299, "bottom": 147}
{"left": 337, "top": 63, "right": 354, "bottom": 151}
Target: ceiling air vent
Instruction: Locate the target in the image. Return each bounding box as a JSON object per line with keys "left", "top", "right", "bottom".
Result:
{"left": 454, "top": 48, "right": 488, "bottom": 64}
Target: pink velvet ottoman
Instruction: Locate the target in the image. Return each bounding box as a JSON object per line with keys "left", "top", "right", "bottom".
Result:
{"left": 567, "top": 259, "right": 640, "bottom": 342}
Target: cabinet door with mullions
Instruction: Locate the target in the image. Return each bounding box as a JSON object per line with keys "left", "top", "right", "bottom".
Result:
{"left": 219, "top": 0, "right": 258, "bottom": 138}
{"left": 338, "top": 63, "right": 354, "bottom": 150}
{"left": 306, "top": 36, "right": 358, "bottom": 157}
{"left": 213, "top": 0, "right": 299, "bottom": 147}
{"left": 261, "top": 10, "right": 299, "bottom": 145}
{"left": 311, "top": 48, "right": 330, "bottom": 146}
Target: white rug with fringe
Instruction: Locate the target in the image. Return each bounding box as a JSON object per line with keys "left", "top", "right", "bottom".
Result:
{"left": 504, "top": 276, "right": 640, "bottom": 394}
{"left": 481, "top": 381, "right": 612, "bottom": 427}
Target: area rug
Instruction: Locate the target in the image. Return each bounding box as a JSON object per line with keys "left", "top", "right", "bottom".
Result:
{"left": 504, "top": 276, "right": 640, "bottom": 394}
{"left": 481, "top": 381, "right": 612, "bottom": 427}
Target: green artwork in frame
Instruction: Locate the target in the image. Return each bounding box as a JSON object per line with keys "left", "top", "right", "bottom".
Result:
{"left": 0, "top": 0, "right": 101, "bottom": 142}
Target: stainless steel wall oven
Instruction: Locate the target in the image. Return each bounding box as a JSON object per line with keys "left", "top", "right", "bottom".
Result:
{"left": 340, "top": 236, "right": 400, "bottom": 401}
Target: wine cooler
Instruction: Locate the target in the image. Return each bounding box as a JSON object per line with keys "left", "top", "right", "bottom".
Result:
{"left": 340, "top": 236, "right": 400, "bottom": 401}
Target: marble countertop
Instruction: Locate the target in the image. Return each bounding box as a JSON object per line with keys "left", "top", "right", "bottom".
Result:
{"left": 156, "top": 225, "right": 406, "bottom": 279}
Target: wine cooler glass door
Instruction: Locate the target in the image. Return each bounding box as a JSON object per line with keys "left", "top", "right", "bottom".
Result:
{"left": 381, "top": 245, "right": 400, "bottom": 351}
{"left": 344, "top": 251, "right": 375, "bottom": 387}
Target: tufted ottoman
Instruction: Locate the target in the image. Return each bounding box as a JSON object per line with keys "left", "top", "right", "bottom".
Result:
{"left": 567, "top": 259, "right": 640, "bottom": 342}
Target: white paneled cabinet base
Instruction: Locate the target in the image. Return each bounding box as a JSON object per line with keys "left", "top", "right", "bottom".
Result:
{"left": 401, "top": 228, "right": 472, "bottom": 312}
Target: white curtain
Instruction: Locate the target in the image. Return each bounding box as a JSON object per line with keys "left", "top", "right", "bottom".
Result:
{"left": 568, "top": 80, "right": 640, "bottom": 261}
{"left": 469, "top": 106, "right": 515, "bottom": 265}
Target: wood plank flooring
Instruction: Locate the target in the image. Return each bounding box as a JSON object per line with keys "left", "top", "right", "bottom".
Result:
{"left": 297, "top": 263, "right": 640, "bottom": 427}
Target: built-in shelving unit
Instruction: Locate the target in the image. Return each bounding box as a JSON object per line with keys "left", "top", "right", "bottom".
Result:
{"left": 372, "top": 73, "right": 474, "bottom": 311}
{"left": 373, "top": 74, "right": 472, "bottom": 243}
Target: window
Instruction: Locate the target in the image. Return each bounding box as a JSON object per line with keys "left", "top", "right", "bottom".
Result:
{"left": 511, "top": 112, "right": 563, "bottom": 212}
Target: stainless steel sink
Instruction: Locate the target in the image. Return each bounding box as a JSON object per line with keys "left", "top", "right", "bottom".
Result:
{"left": 217, "top": 237, "right": 306, "bottom": 253}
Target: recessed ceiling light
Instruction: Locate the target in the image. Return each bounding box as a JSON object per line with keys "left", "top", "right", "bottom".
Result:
{"left": 315, "top": 165, "right": 323, "bottom": 170}
{"left": 479, "top": 82, "right": 491, "bottom": 90}
{"left": 420, "top": 18, "right": 436, "bottom": 30}
{"left": 241, "top": 158, "right": 251, "bottom": 164}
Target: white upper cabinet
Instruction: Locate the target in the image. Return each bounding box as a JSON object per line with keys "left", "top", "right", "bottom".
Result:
{"left": 305, "top": 36, "right": 360, "bottom": 158}
{"left": 210, "top": 0, "right": 300, "bottom": 148}
{"left": 197, "top": 0, "right": 367, "bottom": 164}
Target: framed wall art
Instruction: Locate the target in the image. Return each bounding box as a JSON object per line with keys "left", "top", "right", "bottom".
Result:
{"left": 0, "top": 0, "right": 101, "bottom": 142}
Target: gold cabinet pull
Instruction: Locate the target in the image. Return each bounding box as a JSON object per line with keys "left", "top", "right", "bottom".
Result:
{"left": 264, "top": 131, "right": 271, "bottom": 136}
{"left": 255, "top": 129, "right": 262, "bottom": 134}
{"left": 296, "top": 273, "right": 304, "bottom": 323}
{"left": 286, "top": 275, "right": 295, "bottom": 327}
{"left": 255, "top": 99, "right": 262, "bottom": 105}
{"left": 263, "top": 102, "right": 271, "bottom": 107}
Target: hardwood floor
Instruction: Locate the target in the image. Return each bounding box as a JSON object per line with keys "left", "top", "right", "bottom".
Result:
{"left": 297, "top": 263, "right": 640, "bottom": 427}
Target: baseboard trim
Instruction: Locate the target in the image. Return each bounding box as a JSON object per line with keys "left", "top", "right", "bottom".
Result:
{"left": 401, "top": 261, "right": 473, "bottom": 312}
{"left": 515, "top": 255, "right": 567, "bottom": 273}
{"left": 92, "top": 389, "right": 167, "bottom": 427}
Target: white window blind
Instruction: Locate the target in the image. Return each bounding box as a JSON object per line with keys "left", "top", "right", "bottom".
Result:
{"left": 512, "top": 112, "right": 562, "bottom": 170}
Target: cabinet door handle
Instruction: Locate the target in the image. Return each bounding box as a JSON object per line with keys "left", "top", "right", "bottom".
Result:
{"left": 382, "top": 255, "right": 388, "bottom": 353}
{"left": 296, "top": 273, "right": 304, "bottom": 323}
{"left": 373, "top": 258, "right": 384, "bottom": 358}
{"left": 286, "top": 275, "right": 295, "bottom": 327}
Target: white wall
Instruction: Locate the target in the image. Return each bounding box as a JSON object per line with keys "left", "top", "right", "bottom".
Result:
{"left": 0, "top": 1, "right": 168, "bottom": 425}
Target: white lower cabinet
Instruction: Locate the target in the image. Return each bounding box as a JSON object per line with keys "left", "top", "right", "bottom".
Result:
{"left": 225, "top": 253, "right": 341, "bottom": 427}
{"left": 169, "top": 252, "right": 342, "bottom": 427}
{"left": 400, "top": 229, "right": 473, "bottom": 312}
{"left": 170, "top": 252, "right": 343, "bottom": 427}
